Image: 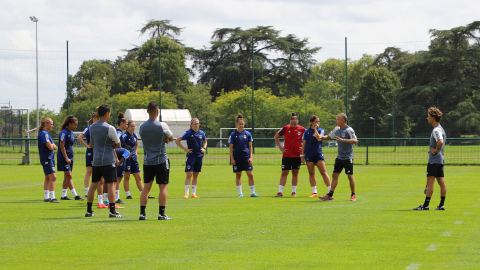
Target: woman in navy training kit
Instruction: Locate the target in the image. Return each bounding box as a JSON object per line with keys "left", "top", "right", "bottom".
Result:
{"left": 38, "top": 117, "right": 59, "bottom": 203}
{"left": 57, "top": 115, "right": 84, "bottom": 201}
{"left": 229, "top": 114, "right": 260, "bottom": 198}
{"left": 122, "top": 120, "right": 153, "bottom": 199}
{"left": 175, "top": 118, "right": 207, "bottom": 198}
{"left": 301, "top": 115, "right": 331, "bottom": 198}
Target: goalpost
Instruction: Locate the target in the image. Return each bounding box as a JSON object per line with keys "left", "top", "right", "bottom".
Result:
{"left": 219, "top": 128, "right": 282, "bottom": 147}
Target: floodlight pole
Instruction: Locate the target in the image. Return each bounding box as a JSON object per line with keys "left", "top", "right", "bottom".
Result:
{"left": 67, "top": 40, "right": 69, "bottom": 115}
{"left": 30, "top": 16, "right": 39, "bottom": 131}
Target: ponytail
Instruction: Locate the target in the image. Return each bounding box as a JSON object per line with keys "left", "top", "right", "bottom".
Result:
{"left": 58, "top": 115, "right": 78, "bottom": 132}
{"left": 38, "top": 117, "right": 53, "bottom": 132}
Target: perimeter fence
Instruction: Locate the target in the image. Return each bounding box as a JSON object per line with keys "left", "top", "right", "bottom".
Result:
{"left": 1, "top": 137, "right": 479, "bottom": 166}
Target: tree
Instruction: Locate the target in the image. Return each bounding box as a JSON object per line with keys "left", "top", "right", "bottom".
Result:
{"left": 350, "top": 67, "right": 405, "bottom": 138}
{"left": 189, "top": 26, "right": 320, "bottom": 98}
{"left": 209, "top": 87, "right": 334, "bottom": 137}
{"left": 110, "top": 36, "right": 191, "bottom": 96}
{"left": 138, "top": 20, "right": 184, "bottom": 41}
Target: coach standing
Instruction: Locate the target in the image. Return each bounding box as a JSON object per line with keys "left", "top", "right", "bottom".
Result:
{"left": 138, "top": 101, "right": 174, "bottom": 220}
{"left": 413, "top": 107, "right": 447, "bottom": 211}
{"left": 85, "top": 105, "right": 124, "bottom": 218}
{"left": 319, "top": 113, "right": 358, "bottom": 202}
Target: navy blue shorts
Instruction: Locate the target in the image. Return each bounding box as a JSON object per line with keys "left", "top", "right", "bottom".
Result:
{"left": 85, "top": 149, "right": 93, "bottom": 167}
{"left": 57, "top": 155, "right": 73, "bottom": 172}
{"left": 117, "top": 163, "right": 126, "bottom": 179}
{"left": 185, "top": 156, "right": 203, "bottom": 172}
{"left": 125, "top": 159, "right": 140, "bottom": 174}
{"left": 305, "top": 154, "right": 325, "bottom": 165}
{"left": 42, "top": 160, "right": 56, "bottom": 176}
{"left": 233, "top": 157, "right": 253, "bottom": 172}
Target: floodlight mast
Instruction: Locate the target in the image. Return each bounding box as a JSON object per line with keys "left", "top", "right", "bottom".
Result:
{"left": 30, "top": 16, "right": 39, "bottom": 132}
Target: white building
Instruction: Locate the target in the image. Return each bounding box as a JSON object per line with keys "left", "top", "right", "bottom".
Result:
{"left": 125, "top": 109, "right": 191, "bottom": 147}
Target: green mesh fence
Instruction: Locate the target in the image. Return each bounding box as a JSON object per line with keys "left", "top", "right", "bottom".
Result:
{"left": 2, "top": 138, "right": 479, "bottom": 166}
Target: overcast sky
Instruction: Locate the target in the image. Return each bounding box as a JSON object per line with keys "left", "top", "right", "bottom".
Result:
{"left": 1, "top": 0, "right": 479, "bottom": 112}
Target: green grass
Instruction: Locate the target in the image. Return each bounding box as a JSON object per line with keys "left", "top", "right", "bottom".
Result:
{"left": 0, "top": 164, "right": 479, "bottom": 269}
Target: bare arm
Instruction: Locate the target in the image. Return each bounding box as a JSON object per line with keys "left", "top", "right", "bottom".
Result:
{"left": 430, "top": 139, "right": 444, "bottom": 154}
{"left": 59, "top": 141, "right": 71, "bottom": 164}
{"left": 335, "top": 136, "right": 358, "bottom": 144}
{"left": 201, "top": 139, "right": 207, "bottom": 154}
{"left": 301, "top": 140, "right": 306, "bottom": 164}
{"left": 248, "top": 141, "right": 253, "bottom": 165}
{"left": 175, "top": 137, "right": 192, "bottom": 154}
{"left": 229, "top": 144, "right": 235, "bottom": 165}
{"left": 77, "top": 133, "right": 90, "bottom": 148}
{"left": 45, "top": 142, "right": 57, "bottom": 151}
{"left": 274, "top": 133, "right": 286, "bottom": 153}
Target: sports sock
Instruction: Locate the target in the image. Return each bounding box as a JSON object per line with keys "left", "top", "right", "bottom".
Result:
{"left": 97, "top": 195, "right": 103, "bottom": 204}
{"left": 126, "top": 191, "right": 131, "bottom": 197}
{"left": 351, "top": 192, "right": 355, "bottom": 196}
{"left": 159, "top": 206, "right": 166, "bottom": 216}
{"left": 327, "top": 186, "right": 331, "bottom": 192}
{"left": 423, "top": 196, "right": 431, "bottom": 207}
{"left": 85, "top": 187, "right": 89, "bottom": 195}
{"left": 62, "top": 189, "right": 68, "bottom": 197}
{"left": 237, "top": 185, "right": 242, "bottom": 194}
{"left": 140, "top": 206, "right": 146, "bottom": 215}
{"left": 44, "top": 190, "right": 49, "bottom": 200}
{"left": 115, "top": 190, "right": 120, "bottom": 200}
{"left": 49, "top": 191, "right": 56, "bottom": 199}
{"left": 87, "top": 202, "right": 93, "bottom": 213}
{"left": 250, "top": 185, "right": 255, "bottom": 194}
{"left": 328, "top": 190, "right": 334, "bottom": 197}
{"left": 311, "top": 186, "right": 317, "bottom": 194}
{"left": 292, "top": 186, "right": 297, "bottom": 193}
{"left": 109, "top": 203, "right": 115, "bottom": 214}
{"left": 185, "top": 185, "right": 190, "bottom": 195}
{"left": 439, "top": 196, "right": 446, "bottom": 207}
{"left": 279, "top": 185, "right": 284, "bottom": 193}
{"left": 192, "top": 185, "right": 197, "bottom": 195}
{"left": 71, "top": 189, "right": 78, "bottom": 197}
{"left": 103, "top": 193, "right": 108, "bottom": 201}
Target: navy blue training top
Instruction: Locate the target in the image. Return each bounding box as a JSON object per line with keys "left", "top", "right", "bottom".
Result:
{"left": 228, "top": 130, "right": 253, "bottom": 159}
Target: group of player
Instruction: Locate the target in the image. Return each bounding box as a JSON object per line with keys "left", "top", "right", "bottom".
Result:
{"left": 37, "top": 101, "right": 448, "bottom": 219}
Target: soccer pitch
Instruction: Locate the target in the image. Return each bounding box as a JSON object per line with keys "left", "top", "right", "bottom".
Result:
{"left": 1, "top": 165, "right": 479, "bottom": 269}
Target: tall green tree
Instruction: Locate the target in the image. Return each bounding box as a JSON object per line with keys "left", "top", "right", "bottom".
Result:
{"left": 350, "top": 67, "right": 405, "bottom": 138}
{"left": 189, "top": 26, "right": 320, "bottom": 98}
{"left": 138, "top": 19, "right": 184, "bottom": 41}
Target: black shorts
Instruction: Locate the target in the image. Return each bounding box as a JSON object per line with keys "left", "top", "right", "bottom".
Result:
{"left": 144, "top": 159, "right": 170, "bottom": 185}
{"left": 92, "top": 165, "right": 117, "bottom": 183}
{"left": 333, "top": 158, "right": 353, "bottom": 175}
{"left": 427, "top": 163, "right": 444, "bottom": 177}
{"left": 282, "top": 157, "right": 301, "bottom": 171}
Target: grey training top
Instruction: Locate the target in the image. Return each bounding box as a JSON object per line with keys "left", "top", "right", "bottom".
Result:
{"left": 139, "top": 119, "right": 173, "bottom": 166}
{"left": 328, "top": 125, "right": 357, "bottom": 160}
{"left": 90, "top": 120, "right": 120, "bottom": 166}
{"left": 428, "top": 124, "right": 446, "bottom": 164}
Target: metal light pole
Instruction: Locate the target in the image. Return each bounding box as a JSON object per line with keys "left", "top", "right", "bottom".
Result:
{"left": 369, "top": 117, "right": 375, "bottom": 146}
{"left": 30, "top": 16, "right": 39, "bottom": 131}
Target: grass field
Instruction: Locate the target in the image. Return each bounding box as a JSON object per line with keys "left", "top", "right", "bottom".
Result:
{"left": 1, "top": 164, "right": 479, "bottom": 269}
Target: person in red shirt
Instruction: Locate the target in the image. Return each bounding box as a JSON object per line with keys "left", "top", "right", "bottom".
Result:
{"left": 274, "top": 113, "right": 306, "bottom": 197}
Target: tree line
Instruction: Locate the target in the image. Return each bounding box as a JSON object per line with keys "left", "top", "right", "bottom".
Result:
{"left": 37, "top": 20, "right": 479, "bottom": 139}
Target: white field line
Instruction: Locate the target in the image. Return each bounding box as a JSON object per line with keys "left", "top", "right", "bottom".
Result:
{"left": 441, "top": 232, "right": 451, "bottom": 237}
{"left": 406, "top": 263, "right": 422, "bottom": 270}
{"left": 426, "top": 244, "right": 440, "bottom": 251}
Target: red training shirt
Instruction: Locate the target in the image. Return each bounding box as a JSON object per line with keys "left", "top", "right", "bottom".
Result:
{"left": 276, "top": 125, "right": 306, "bottom": 158}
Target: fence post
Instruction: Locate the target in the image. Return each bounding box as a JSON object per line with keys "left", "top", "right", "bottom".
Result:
{"left": 366, "top": 139, "right": 369, "bottom": 165}
{"left": 205, "top": 114, "right": 208, "bottom": 155}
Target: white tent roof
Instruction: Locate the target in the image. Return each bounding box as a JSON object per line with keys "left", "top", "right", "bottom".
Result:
{"left": 125, "top": 109, "right": 191, "bottom": 124}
